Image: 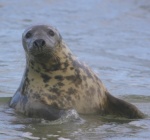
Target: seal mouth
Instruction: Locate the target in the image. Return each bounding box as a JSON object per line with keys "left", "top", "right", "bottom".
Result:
{"left": 28, "top": 47, "right": 60, "bottom": 63}
{"left": 29, "top": 48, "right": 52, "bottom": 59}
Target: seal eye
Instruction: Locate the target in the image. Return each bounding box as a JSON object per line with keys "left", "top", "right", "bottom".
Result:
{"left": 25, "top": 32, "right": 32, "bottom": 39}
{"left": 48, "top": 29, "right": 55, "bottom": 36}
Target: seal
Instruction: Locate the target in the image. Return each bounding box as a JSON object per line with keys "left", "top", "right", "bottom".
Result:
{"left": 9, "top": 25, "right": 144, "bottom": 120}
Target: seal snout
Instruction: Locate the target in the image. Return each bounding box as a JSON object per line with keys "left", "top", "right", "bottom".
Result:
{"left": 33, "top": 39, "right": 46, "bottom": 48}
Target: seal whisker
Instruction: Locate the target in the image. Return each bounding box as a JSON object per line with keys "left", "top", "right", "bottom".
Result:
{"left": 51, "top": 52, "right": 60, "bottom": 63}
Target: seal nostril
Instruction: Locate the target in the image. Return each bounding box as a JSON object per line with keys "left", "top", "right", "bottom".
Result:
{"left": 33, "top": 39, "right": 46, "bottom": 48}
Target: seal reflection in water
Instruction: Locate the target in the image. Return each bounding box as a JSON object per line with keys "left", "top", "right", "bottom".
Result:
{"left": 10, "top": 25, "right": 144, "bottom": 120}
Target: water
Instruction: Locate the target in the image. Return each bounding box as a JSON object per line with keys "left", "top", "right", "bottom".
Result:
{"left": 0, "top": 0, "right": 150, "bottom": 139}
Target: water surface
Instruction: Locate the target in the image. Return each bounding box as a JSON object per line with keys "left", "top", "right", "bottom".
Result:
{"left": 0, "top": 0, "right": 150, "bottom": 139}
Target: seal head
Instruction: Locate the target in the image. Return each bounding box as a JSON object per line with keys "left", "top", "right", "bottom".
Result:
{"left": 22, "top": 25, "right": 62, "bottom": 63}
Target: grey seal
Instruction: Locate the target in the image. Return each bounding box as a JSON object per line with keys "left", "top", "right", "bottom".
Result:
{"left": 9, "top": 25, "right": 144, "bottom": 120}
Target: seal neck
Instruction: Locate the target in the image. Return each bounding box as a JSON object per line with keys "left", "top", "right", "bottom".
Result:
{"left": 26, "top": 42, "right": 76, "bottom": 74}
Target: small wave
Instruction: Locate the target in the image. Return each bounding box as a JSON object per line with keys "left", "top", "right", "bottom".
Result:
{"left": 41, "top": 109, "right": 83, "bottom": 125}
